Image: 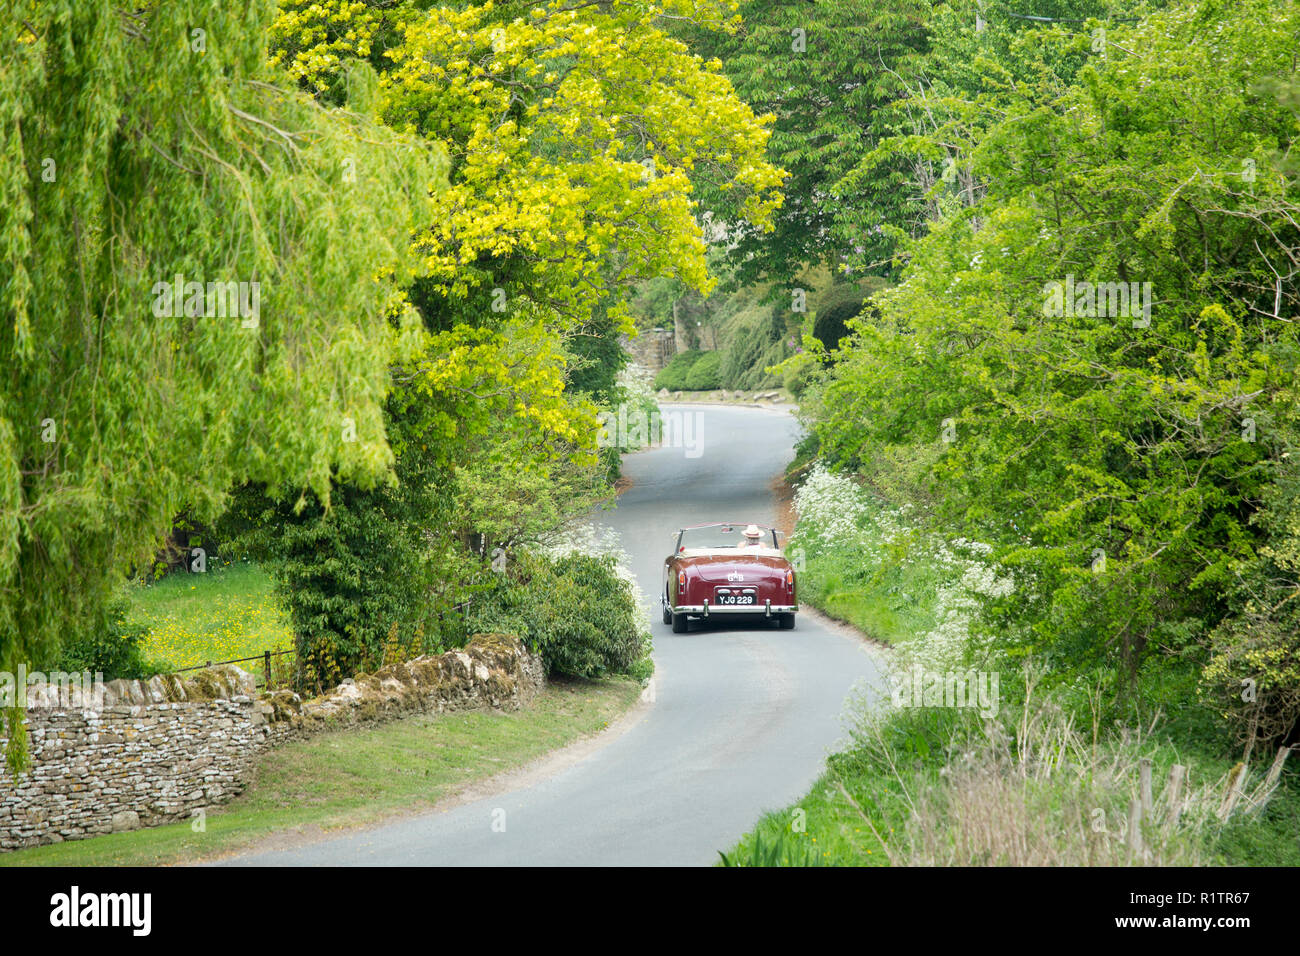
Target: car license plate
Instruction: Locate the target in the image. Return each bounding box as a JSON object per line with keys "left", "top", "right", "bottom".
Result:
{"left": 717, "top": 594, "right": 755, "bottom": 605}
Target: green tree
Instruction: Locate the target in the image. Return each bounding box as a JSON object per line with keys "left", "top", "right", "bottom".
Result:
{"left": 838, "top": 0, "right": 1165, "bottom": 265}
{"left": 680, "top": 0, "right": 932, "bottom": 285}
{"left": 270, "top": 0, "right": 783, "bottom": 326}
{"left": 804, "top": 0, "right": 1300, "bottom": 708}
{"left": 0, "top": 0, "right": 445, "bottom": 767}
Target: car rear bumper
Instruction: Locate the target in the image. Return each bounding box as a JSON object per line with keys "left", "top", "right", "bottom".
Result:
{"left": 673, "top": 600, "right": 798, "bottom": 618}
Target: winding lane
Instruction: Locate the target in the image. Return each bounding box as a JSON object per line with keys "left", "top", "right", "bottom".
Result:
{"left": 227, "top": 404, "right": 885, "bottom": 866}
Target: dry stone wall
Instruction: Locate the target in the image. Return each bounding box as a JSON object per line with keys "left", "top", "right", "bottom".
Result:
{"left": 620, "top": 329, "right": 677, "bottom": 372}
{"left": 0, "top": 633, "right": 544, "bottom": 851}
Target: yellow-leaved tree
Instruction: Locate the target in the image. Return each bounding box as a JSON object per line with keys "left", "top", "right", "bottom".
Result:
{"left": 243, "top": 1, "right": 787, "bottom": 681}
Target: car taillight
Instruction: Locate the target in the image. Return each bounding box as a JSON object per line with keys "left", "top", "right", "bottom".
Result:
{"left": 786, "top": 570, "right": 794, "bottom": 587}
{"left": 677, "top": 570, "right": 686, "bottom": 589}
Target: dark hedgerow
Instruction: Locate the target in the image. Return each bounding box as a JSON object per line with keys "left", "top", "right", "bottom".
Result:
{"left": 464, "top": 551, "right": 651, "bottom": 680}
{"left": 54, "top": 594, "right": 149, "bottom": 681}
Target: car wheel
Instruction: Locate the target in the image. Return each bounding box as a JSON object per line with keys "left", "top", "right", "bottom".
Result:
{"left": 661, "top": 596, "right": 673, "bottom": 626}
{"left": 671, "top": 612, "right": 688, "bottom": 633}
{"left": 778, "top": 613, "right": 795, "bottom": 630}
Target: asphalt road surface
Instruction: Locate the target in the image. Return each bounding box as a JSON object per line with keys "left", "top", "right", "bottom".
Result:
{"left": 227, "top": 404, "right": 885, "bottom": 866}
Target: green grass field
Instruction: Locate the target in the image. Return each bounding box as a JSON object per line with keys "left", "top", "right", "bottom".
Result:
{"left": 129, "top": 561, "right": 293, "bottom": 673}
{"left": 2, "top": 676, "right": 642, "bottom": 866}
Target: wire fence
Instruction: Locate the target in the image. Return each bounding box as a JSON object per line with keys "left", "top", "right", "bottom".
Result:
{"left": 173, "top": 649, "right": 297, "bottom": 691}
{"left": 168, "top": 599, "right": 476, "bottom": 692}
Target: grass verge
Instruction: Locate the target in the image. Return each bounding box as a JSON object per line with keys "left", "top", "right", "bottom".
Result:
{"left": 723, "top": 691, "right": 1299, "bottom": 867}
{"left": 1, "top": 676, "right": 642, "bottom": 866}
{"left": 794, "top": 548, "right": 937, "bottom": 646}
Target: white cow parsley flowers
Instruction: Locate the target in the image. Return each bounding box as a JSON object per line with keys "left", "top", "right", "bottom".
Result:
{"left": 793, "top": 465, "right": 1015, "bottom": 671}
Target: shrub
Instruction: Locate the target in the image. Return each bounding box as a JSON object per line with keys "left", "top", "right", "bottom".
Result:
{"left": 781, "top": 349, "right": 819, "bottom": 399}
{"left": 682, "top": 349, "right": 723, "bottom": 390}
{"left": 55, "top": 594, "right": 149, "bottom": 680}
{"left": 598, "top": 444, "right": 623, "bottom": 486}
{"left": 1201, "top": 441, "right": 1300, "bottom": 753}
{"left": 464, "top": 550, "right": 651, "bottom": 679}
{"left": 653, "top": 349, "right": 703, "bottom": 390}
{"left": 811, "top": 280, "right": 883, "bottom": 351}
{"left": 225, "top": 482, "right": 443, "bottom": 694}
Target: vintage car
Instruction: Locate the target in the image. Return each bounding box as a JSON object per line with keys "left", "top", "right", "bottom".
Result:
{"left": 662, "top": 522, "right": 797, "bottom": 632}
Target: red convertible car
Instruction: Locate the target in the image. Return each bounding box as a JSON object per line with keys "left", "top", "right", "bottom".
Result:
{"left": 662, "top": 522, "right": 797, "bottom": 632}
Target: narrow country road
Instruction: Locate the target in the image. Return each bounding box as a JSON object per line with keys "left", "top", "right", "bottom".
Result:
{"left": 227, "top": 404, "right": 885, "bottom": 866}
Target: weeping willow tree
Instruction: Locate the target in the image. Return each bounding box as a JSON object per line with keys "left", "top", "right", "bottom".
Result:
{"left": 0, "top": 0, "right": 447, "bottom": 768}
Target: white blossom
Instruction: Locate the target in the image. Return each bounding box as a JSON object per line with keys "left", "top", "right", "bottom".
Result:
{"left": 794, "top": 465, "right": 1015, "bottom": 672}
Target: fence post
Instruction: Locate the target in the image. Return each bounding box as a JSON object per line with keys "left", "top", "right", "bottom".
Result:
{"left": 1126, "top": 799, "right": 1143, "bottom": 859}
{"left": 265, "top": 650, "right": 273, "bottom": 689}
{"left": 1258, "top": 746, "right": 1292, "bottom": 809}
{"left": 1165, "top": 764, "right": 1186, "bottom": 828}
{"left": 1218, "top": 762, "right": 1247, "bottom": 821}
{"left": 1139, "top": 757, "right": 1153, "bottom": 817}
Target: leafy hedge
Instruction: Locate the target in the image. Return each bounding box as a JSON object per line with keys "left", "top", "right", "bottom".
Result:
{"left": 223, "top": 482, "right": 444, "bottom": 694}
{"left": 464, "top": 551, "right": 651, "bottom": 680}
{"left": 811, "top": 283, "right": 871, "bottom": 351}
{"left": 54, "top": 594, "right": 149, "bottom": 680}
{"left": 683, "top": 350, "right": 722, "bottom": 390}
{"left": 653, "top": 349, "right": 704, "bottom": 390}
{"left": 654, "top": 347, "right": 726, "bottom": 391}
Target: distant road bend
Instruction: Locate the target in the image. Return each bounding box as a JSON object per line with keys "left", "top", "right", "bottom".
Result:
{"left": 226, "top": 404, "right": 885, "bottom": 866}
